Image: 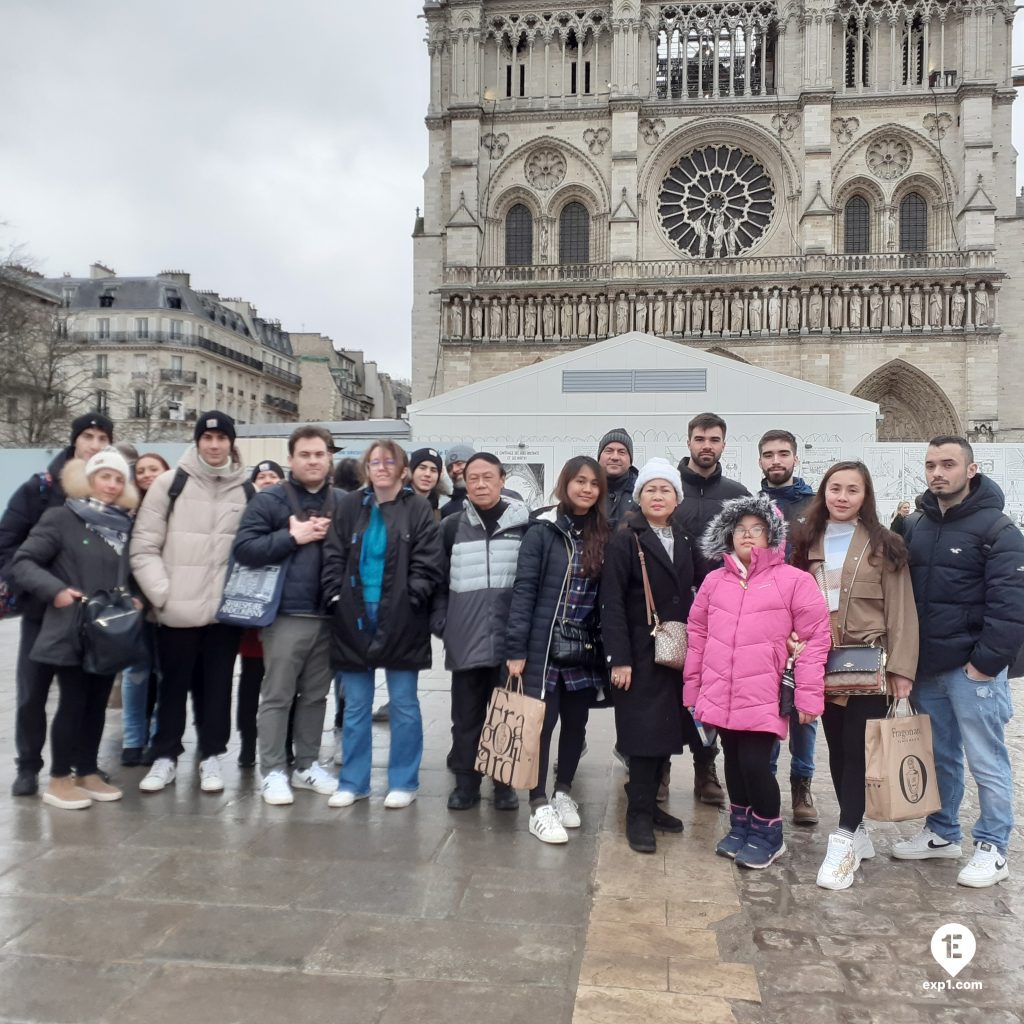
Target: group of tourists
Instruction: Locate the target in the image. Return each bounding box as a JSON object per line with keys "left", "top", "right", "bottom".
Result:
{"left": 0, "top": 408, "right": 1019, "bottom": 892}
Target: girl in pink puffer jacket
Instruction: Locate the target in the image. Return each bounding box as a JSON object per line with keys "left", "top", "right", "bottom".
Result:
{"left": 684, "top": 495, "right": 830, "bottom": 869}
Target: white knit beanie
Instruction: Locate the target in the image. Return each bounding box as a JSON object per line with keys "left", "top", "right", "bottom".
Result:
{"left": 85, "top": 447, "right": 130, "bottom": 481}
{"left": 632, "top": 457, "right": 684, "bottom": 503}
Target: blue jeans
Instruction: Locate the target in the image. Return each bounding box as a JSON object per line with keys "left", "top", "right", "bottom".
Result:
{"left": 912, "top": 667, "right": 1015, "bottom": 856}
{"left": 121, "top": 623, "right": 158, "bottom": 749}
{"left": 336, "top": 603, "right": 422, "bottom": 795}
{"left": 769, "top": 713, "right": 817, "bottom": 779}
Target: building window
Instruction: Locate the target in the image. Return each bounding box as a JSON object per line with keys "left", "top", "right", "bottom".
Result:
{"left": 99, "top": 293, "right": 115, "bottom": 308}
{"left": 844, "top": 17, "right": 870, "bottom": 87}
{"left": 95, "top": 390, "right": 109, "bottom": 415}
{"left": 165, "top": 290, "right": 182, "bottom": 310}
{"left": 95, "top": 354, "right": 108, "bottom": 378}
{"left": 133, "top": 390, "right": 147, "bottom": 418}
{"left": 97, "top": 318, "right": 110, "bottom": 340}
{"left": 559, "top": 202, "right": 590, "bottom": 264}
{"left": 169, "top": 319, "right": 183, "bottom": 340}
{"left": 61, "top": 287, "right": 75, "bottom": 307}
{"left": 171, "top": 355, "right": 183, "bottom": 372}
{"left": 844, "top": 196, "right": 871, "bottom": 253}
{"left": 135, "top": 317, "right": 149, "bottom": 339}
{"left": 902, "top": 15, "right": 924, "bottom": 86}
{"left": 504, "top": 204, "right": 533, "bottom": 265}
{"left": 899, "top": 192, "right": 928, "bottom": 252}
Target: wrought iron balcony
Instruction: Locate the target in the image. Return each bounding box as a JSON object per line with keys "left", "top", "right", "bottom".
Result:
{"left": 159, "top": 369, "right": 198, "bottom": 384}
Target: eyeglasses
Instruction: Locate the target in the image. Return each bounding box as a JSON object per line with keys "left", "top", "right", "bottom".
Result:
{"left": 735, "top": 525, "right": 767, "bottom": 538}
{"left": 368, "top": 459, "right": 396, "bottom": 469}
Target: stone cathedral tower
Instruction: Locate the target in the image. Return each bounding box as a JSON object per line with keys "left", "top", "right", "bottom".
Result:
{"left": 412, "top": 0, "right": 1024, "bottom": 441}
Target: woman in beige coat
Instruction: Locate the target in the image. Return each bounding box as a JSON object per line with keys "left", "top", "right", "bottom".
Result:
{"left": 129, "top": 412, "right": 251, "bottom": 794}
{"left": 791, "top": 461, "right": 919, "bottom": 891}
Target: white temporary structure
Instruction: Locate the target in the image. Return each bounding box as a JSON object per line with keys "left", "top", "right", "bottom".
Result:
{"left": 409, "top": 332, "right": 879, "bottom": 506}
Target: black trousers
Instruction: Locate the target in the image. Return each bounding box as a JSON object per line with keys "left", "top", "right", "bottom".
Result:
{"left": 529, "top": 680, "right": 591, "bottom": 805}
{"left": 450, "top": 665, "right": 505, "bottom": 782}
{"left": 152, "top": 624, "right": 241, "bottom": 761}
{"left": 719, "top": 727, "right": 781, "bottom": 819}
{"left": 822, "top": 695, "right": 890, "bottom": 832}
{"left": 15, "top": 616, "right": 56, "bottom": 773}
{"left": 51, "top": 665, "right": 116, "bottom": 778}
{"left": 237, "top": 655, "right": 300, "bottom": 753}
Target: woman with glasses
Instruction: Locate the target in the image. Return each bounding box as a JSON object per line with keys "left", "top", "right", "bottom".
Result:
{"left": 684, "top": 495, "right": 830, "bottom": 869}
{"left": 790, "top": 462, "right": 917, "bottom": 890}
{"left": 321, "top": 441, "right": 442, "bottom": 809}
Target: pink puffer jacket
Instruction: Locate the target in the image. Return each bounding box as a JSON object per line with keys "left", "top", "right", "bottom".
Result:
{"left": 683, "top": 546, "right": 830, "bottom": 739}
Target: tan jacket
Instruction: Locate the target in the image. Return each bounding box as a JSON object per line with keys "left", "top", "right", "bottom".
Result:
{"left": 806, "top": 521, "right": 919, "bottom": 681}
{"left": 129, "top": 447, "right": 250, "bottom": 628}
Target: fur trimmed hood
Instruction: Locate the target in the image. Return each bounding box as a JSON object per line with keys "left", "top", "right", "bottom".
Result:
{"left": 60, "top": 458, "right": 140, "bottom": 511}
{"left": 699, "top": 494, "right": 786, "bottom": 560}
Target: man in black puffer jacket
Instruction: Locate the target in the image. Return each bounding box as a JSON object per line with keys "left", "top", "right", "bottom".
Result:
{"left": 232, "top": 426, "right": 342, "bottom": 806}
{"left": 893, "top": 436, "right": 1024, "bottom": 889}
{"left": 0, "top": 412, "right": 113, "bottom": 797}
{"left": 598, "top": 427, "right": 639, "bottom": 530}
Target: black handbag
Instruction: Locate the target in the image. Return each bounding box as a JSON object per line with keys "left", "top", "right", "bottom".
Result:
{"left": 779, "top": 656, "right": 796, "bottom": 716}
{"left": 548, "top": 565, "right": 603, "bottom": 670}
{"left": 81, "top": 553, "right": 146, "bottom": 676}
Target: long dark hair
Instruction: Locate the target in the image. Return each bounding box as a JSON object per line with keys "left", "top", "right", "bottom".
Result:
{"left": 791, "top": 461, "right": 907, "bottom": 572}
{"left": 553, "top": 456, "right": 610, "bottom": 578}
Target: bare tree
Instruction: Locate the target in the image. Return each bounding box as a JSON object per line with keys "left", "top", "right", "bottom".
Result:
{"left": 0, "top": 257, "right": 93, "bottom": 447}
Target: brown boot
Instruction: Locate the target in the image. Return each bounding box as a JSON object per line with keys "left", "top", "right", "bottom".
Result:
{"left": 693, "top": 757, "right": 725, "bottom": 806}
{"left": 791, "top": 776, "right": 818, "bottom": 825}
{"left": 75, "top": 774, "right": 123, "bottom": 802}
{"left": 42, "top": 776, "right": 92, "bottom": 810}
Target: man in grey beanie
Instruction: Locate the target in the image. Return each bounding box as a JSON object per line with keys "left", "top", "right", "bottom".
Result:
{"left": 598, "top": 428, "right": 638, "bottom": 530}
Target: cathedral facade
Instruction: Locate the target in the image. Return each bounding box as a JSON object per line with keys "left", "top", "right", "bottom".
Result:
{"left": 412, "top": 0, "right": 1024, "bottom": 441}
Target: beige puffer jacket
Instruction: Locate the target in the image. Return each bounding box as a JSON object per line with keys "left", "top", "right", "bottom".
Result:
{"left": 129, "top": 446, "right": 250, "bottom": 628}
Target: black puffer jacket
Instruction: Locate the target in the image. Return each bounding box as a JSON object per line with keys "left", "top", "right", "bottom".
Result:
{"left": 905, "top": 474, "right": 1024, "bottom": 678}
{"left": 606, "top": 466, "right": 639, "bottom": 530}
{"left": 232, "top": 478, "right": 341, "bottom": 616}
{"left": 505, "top": 511, "right": 587, "bottom": 699}
{"left": 321, "top": 487, "right": 442, "bottom": 671}
{"left": 674, "top": 458, "right": 751, "bottom": 539}
{"left": 601, "top": 514, "right": 699, "bottom": 757}
{"left": 0, "top": 448, "right": 71, "bottom": 619}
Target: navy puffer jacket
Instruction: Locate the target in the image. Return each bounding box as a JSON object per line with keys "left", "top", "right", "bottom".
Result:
{"left": 905, "top": 474, "right": 1024, "bottom": 677}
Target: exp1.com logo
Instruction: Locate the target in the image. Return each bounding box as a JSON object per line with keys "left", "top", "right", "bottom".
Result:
{"left": 922, "top": 924, "right": 983, "bottom": 992}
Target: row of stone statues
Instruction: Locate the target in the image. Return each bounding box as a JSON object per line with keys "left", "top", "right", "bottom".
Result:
{"left": 446, "top": 283, "right": 995, "bottom": 340}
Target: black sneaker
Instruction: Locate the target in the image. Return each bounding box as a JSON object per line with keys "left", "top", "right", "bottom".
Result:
{"left": 11, "top": 770, "right": 38, "bottom": 797}
{"left": 493, "top": 784, "right": 520, "bottom": 811}
{"left": 447, "top": 785, "right": 481, "bottom": 811}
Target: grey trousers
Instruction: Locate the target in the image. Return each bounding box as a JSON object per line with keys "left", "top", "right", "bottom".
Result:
{"left": 258, "top": 615, "right": 332, "bottom": 774}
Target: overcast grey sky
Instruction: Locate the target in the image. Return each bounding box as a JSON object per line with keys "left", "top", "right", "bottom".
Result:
{"left": 2, "top": 4, "right": 1023, "bottom": 384}
{"left": 0, "top": 1, "right": 429, "bottom": 379}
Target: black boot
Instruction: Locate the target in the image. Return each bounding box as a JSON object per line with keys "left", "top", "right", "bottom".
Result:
{"left": 447, "top": 776, "right": 481, "bottom": 811}
{"left": 624, "top": 781, "right": 657, "bottom": 854}
{"left": 653, "top": 806, "right": 684, "bottom": 833}
{"left": 493, "top": 783, "right": 520, "bottom": 811}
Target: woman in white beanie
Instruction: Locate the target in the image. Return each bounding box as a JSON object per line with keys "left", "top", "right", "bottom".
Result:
{"left": 10, "top": 449, "right": 140, "bottom": 809}
{"left": 600, "top": 458, "right": 703, "bottom": 853}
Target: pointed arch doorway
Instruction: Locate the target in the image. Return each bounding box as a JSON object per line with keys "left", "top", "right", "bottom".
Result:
{"left": 852, "top": 359, "right": 960, "bottom": 441}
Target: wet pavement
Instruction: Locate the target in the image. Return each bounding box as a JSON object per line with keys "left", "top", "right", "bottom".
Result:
{"left": 0, "top": 617, "right": 1020, "bottom": 1023}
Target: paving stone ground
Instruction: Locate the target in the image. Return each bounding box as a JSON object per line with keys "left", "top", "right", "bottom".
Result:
{"left": 0, "top": 617, "right": 1020, "bottom": 1023}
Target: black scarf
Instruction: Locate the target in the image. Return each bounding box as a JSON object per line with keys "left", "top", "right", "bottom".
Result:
{"left": 66, "top": 498, "right": 133, "bottom": 555}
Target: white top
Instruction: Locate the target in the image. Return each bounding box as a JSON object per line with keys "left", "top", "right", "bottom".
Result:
{"left": 823, "top": 520, "right": 856, "bottom": 613}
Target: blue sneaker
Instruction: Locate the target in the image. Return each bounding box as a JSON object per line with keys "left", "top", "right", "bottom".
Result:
{"left": 716, "top": 804, "right": 751, "bottom": 859}
{"left": 735, "top": 813, "right": 786, "bottom": 869}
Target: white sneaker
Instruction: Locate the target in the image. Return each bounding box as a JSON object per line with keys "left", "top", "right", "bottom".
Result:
{"left": 891, "top": 828, "right": 962, "bottom": 860}
{"left": 816, "top": 833, "right": 857, "bottom": 890}
{"left": 333, "top": 728, "right": 343, "bottom": 766}
{"left": 529, "top": 804, "right": 569, "bottom": 844}
{"left": 383, "top": 789, "right": 416, "bottom": 809}
{"left": 199, "top": 756, "right": 224, "bottom": 793}
{"left": 327, "top": 789, "right": 368, "bottom": 808}
{"left": 957, "top": 842, "right": 1010, "bottom": 888}
{"left": 854, "top": 824, "right": 875, "bottom": 865}
{"left": 292, "top": 762, "right": 338, "bottom": 795}
{"left": 139, "top": 758, "right": 176, "bottom": 792}
{"left": 261, "top": 770, "right": 294, "bottom": 806}
{"left": 551, "top": 790, "right": 581, "bottom": 829}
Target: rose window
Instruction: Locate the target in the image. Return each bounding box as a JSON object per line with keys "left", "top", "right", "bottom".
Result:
{"left": 658, "top": 145, "right": 775, "bottom": 258}
{"left": 866, "top": 138, "right": 912, "bottom": 181}
{"left": 525, "top": 147, "right": 567, "bottom": 190}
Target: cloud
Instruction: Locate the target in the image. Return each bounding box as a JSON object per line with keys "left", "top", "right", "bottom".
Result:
{"left": 0, "top": 0, "right": 430, "bottom": 377}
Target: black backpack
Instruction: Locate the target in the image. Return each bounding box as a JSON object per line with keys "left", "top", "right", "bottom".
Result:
{"left": 165, "top": 467, "right": 255, "bottom": 515}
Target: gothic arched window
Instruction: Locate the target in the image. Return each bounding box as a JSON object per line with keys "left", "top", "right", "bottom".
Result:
{"left": 844, "top": 16, "right": 870, "bottom": 88}
{"left": 505, "top": 204, "right": 533, "bottom": 265}
{"left": 844, "top": 196, "right": 871, "bottom": 253}
{"left": 558, "top": 202, "right": 590, "bottom": 264}
{"left": 899, "top": 192, "right": 928, "bottom": 252}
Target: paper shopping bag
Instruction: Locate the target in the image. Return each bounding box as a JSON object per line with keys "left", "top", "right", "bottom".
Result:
{"left": 475, "top": 675, "right": 545, "bottom": 790}
{"left": 865, "top": 701, "right": 942, "bottom": 822}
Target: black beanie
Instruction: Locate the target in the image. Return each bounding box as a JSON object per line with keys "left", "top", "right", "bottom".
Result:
{"left": 598, "top": 427, "right": 634, "bottom": 463}
{"left": 70, "top": 412, "right": 114, "bottom": 447}
{"left": 194, "top": 410, "right": 236, "bottom": 444}
{"left": 251, "top": 460, "right": 285, "bottom": 483}
{"left": 410, "top": 447, "right": 443, "bottom": 474}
